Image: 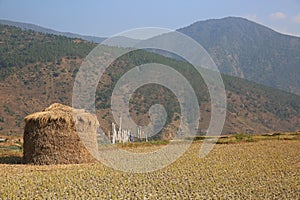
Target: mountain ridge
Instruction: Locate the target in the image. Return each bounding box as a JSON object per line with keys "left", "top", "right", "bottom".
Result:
{"left": 177, "top": 16, "right": 300, "bottom": 95}
{"left": 0, "top": 19, "right": 106, "bottom": 43}
{"left": 0, "top": 24, "right": 299, "bottom": 136}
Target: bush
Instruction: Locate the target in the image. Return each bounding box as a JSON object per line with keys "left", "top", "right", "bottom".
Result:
{"left": 235, "top": 133, "right": 254, "bottom": 142}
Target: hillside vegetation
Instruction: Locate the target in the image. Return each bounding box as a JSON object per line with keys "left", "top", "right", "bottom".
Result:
{"left": 0, "top": 24, "right": 299, "bottom": 137}
{"left": 0, "top": 24, "right": 95, "bottom": 78}
{"left": 178, "top": 17, "right": 300, "bottom": 95}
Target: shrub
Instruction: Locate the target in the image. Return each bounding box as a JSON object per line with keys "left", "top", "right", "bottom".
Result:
{"left": 235, "top": 133, "right": 254, "bottom": 142}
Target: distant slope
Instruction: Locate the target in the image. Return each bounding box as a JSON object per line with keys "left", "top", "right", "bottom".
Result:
{"left": 0, "top": 24, "right": 299, "bottom": 136}
{"left": 0, "top": 24, "right": 96, "bottom": 68}
{"left": 177, "top": 17, "right": 300, "bottom": 95}
{"left": 0, "top": 19, "right": 106, "bottom": 43}
{"left": 3, "top": 17, "right": 300, "bottom": 96}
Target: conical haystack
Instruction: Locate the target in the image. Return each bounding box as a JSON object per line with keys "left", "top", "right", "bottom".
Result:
{"left": 23, "top": 103, "right": 99, "bottom": 165}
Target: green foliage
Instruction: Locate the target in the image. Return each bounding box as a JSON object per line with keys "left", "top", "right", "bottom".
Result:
{"left": 95, "top": 48, "right": 300, "bottom": 137}
{"left": 96, "top": 49, "right": 209, "bottom": 132}
{"left": 0, "top": 24, "right": 96, "bottom": 78}
{"left": 0, "top": 145, "right": 20, "bottom": 150}
{"left": 234, "top": 133, "right": 254, "bottom": 142}
{"left": 0, "top": 23, "right": 300, "bottom": 137}
{"left": 223, "top": 75, "right": 300, "bottom": 120}
{"left": 193, "top": 136, "right": 206, "bottom": 141}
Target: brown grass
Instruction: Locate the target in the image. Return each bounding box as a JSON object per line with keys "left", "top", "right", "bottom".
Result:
{"left": 0, "top": 140, "right": 299, "bottom": 199}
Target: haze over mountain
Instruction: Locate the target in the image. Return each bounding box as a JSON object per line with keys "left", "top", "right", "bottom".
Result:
{"left": 0, "top": 23, "right": 299, "bottom": 136}
{"left": 2, "top": 17, "right": 300, "bottom": 97}
{"left": 177, "top": 17, "right": 300, "bottom": 95}
{"left": 0, "top": 19, "right": 106, "bottom": 43}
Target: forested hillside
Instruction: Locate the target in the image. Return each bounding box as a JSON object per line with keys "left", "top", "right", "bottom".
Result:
{"left": 0, "top": 24, "right": 299, "bottom": 136}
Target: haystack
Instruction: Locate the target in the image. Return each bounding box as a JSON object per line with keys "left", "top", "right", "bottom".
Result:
{"left": 23, "top": 103, "right": 99, "bottom": 165}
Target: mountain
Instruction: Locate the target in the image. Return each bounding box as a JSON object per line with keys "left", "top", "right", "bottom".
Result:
{"left": 101, "top": 36, "right": 140, "bottom": 47}
{"left": 0, "top": 19, "right": 106, "bottom": 43}
{"left": 3, "top": 17, "right": 300, "bottom": 96}
{"left": 0, "top": 24, "right": 299, "bottom": 136}
{"left": 177, "top": 17, "right": 300, "bottom": 95}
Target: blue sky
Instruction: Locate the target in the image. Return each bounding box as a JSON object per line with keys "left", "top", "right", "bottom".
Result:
{"left": 0, "top": 0, "right": 300, "bottom": 37}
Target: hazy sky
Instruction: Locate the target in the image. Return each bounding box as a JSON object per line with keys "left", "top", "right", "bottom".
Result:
{"left": 0, "top": 0, "right": 300, "bottom": 37}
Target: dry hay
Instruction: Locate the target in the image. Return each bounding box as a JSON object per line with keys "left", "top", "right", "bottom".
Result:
{"left": 23, "top": 103, "right": 99, "bottom": 165}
